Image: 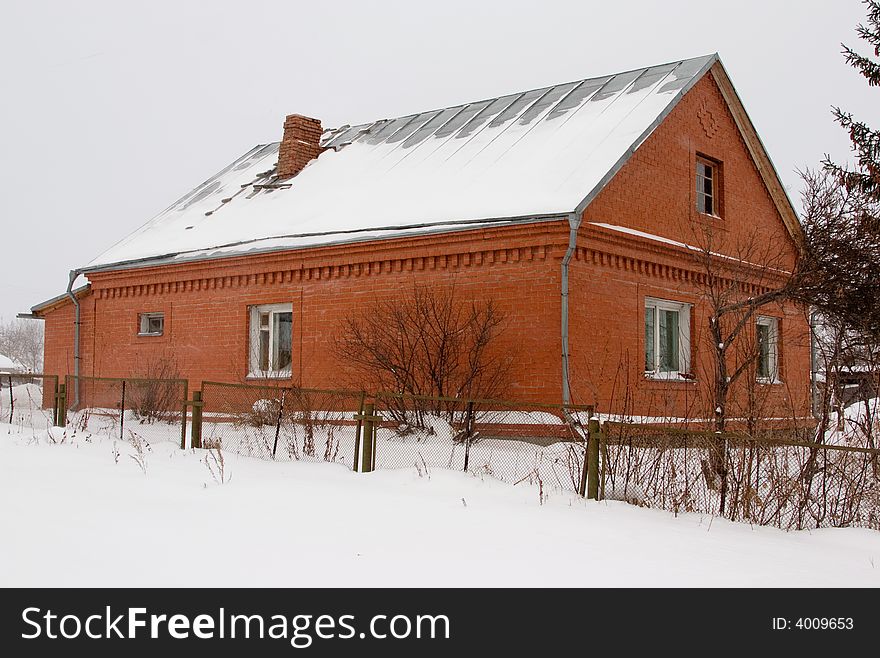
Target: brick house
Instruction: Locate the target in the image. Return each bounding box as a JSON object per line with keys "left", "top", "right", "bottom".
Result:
{"left": 32, "top": 54, "right": 811, "bottom": 420}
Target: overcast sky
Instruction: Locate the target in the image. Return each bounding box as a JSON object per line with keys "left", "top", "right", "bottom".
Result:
{"left": 0, "top": 0, "right": 876, "bottom": 321}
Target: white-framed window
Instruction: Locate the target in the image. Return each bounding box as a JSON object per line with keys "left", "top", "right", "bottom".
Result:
{"left": 249, "top": 303, "right": 293, "bottom": 377}
{"left": 644, "top": 298, "right": 691, "bottom": 379}
{"left": 138, "top": 313, "right": 164, "bottom": 336}
{"left": 756, "top": 316, "right": 780, "bottom": 382}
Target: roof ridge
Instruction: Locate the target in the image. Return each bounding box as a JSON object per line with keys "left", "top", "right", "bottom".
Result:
{"left": 324, "top": 53, "right": 717, "bottom": 137}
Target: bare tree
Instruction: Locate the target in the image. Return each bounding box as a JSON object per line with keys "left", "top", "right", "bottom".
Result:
{"left": 334, "top": 284, "right": 512, "bottom": 405}
{"left": 685, "top": 224, "right": 801, "bottom": 512}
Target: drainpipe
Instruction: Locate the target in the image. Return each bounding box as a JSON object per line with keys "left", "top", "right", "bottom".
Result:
{"left": 66, "top": 269, "right": 82, "bottom": 409}
{"left": 561, "top": 213, "right": 581, "bottom": 405}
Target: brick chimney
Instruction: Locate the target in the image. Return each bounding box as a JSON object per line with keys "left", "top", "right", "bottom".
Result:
{"left": 277, "top": 114, "right": 324, "bottom": 179}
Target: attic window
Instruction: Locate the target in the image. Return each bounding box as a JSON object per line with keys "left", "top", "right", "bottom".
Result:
{"left": 696, "top": 157, "right": 721, "bottom": 217}
{"left": 138, "top": 313, "right": 164, "bottom": 336}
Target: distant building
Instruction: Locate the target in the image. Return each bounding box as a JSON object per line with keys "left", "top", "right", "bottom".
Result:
{"left": 0, "top": 353, "right": 24, "bottom": 375}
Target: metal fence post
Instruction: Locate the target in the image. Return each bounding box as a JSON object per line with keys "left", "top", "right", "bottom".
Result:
{"left": 190, "top": 390, "right": 203, "bottom": 449}
{"left": 578, "top": 437, "right": 589, "bottom": 497}
{"left": 272, "top": 390, "right": 287, "bottom": 460}
{"left": 6, "top": 375, "right": 13, "bottom": 424}
{"left": 119, "top": 379, "right": 126, "bottom": 439}
{"left": 56, "top": 383, "right": 67, "bottom": 427}
{"left": 463, "top": 400, "right": 475, "bottom": 473}
{"left": 361, "top": 402, "right": 375, "bottom": 473}
{"left": 587, "top": 418, "right": 601, "bottom": 500}
{"left": 371, "top": 417, "right": 377, "bottom": 472}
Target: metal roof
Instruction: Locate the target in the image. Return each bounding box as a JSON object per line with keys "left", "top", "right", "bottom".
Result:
{"left": 86, "top": 54, "right": 718, "bottom": 271}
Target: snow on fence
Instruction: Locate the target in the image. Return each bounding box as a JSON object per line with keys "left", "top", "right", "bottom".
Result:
{"left": 601, "top": 422, "right": 880, "bottom": 531}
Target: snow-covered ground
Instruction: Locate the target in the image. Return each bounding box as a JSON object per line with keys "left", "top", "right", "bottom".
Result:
{"left": 2, "top": 421, "right": 879, "bottom": 587}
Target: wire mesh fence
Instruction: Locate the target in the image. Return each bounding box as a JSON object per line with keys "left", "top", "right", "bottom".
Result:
{"left": 0, "top": 373, "right": 58, "bottom": 428}
{"left": 372, "top": 392, "right": 595, "bottom": 493}
{"left": 600, "top": 422, "right": 880, "bottom": 530}
{"left": 21, "top": 371, "right": 879, "bottom": 530}
{"left": 200, "top": 381, "right": 365, "bottom": 470}
{"left": 64, "top": 375, "right": 188, "bottom": 448}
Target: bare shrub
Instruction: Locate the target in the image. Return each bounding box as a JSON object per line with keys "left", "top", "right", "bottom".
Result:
{"left": 129, "top": 354, "right": 183, "bottom": 424}
{"left": 335, "top": 284, "right": 512, "bottom": 428}
{"left": 127, "top": 430, "right": 151, "bottom": 474}
{"left": 203, "top": 447, "right": 228, "bottom": 485}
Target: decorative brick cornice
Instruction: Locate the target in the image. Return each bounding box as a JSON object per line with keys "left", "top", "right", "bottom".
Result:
{"left": 92, "top": 243, "right": 554, "bottom": 300}
{"left": 573, "top": 245, "right": 773, "bottom": 299}
{"left": 87, "top": 216, "right": 780, "bottom": 303}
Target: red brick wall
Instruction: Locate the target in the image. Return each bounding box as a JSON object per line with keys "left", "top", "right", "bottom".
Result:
{"left": 44, "top": 223, "right": 569, "bottom": 403}
{"left": 569, "top": 71, "right": 811, "bottom": 420}
{"left": 40, "top": 69, "right": 812, "bottom": 420}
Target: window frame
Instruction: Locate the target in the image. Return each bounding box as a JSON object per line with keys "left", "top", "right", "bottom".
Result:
{"left": 137, "top": 312, "right": 165, "bottom": 337}
{"left": 695, "top": 155, "right": 722, "bottom": 219}
{"left": 248, "top": 303, "right": 293, "bottom": 379}
{"left": 644, "top": 297, "right": 692, "bottom": 381}
{"left": 755, "top": 316, "right": 780, "bottom": 383}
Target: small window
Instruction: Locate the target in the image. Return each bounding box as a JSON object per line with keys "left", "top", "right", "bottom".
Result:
{"left": 696, "top": 157, "right": 719, "bottom": 216}
{"left": 645, "top": 298, "right": 691, "bottom": 378}
{"left": 249, "top": 303, "right": 293, "bottom": 377}
{"left": 138, "top": 313, "right": 164, "bottom": 336}
{"left": 756, "top": 316, "right": 779, "bottom": 382}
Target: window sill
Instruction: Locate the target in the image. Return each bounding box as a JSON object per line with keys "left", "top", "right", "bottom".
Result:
{"left": 246, "top": 372, "right": 293, "bottom": 380}
{"left": 137, "top": 332, "right": 163, "bottom": 337}
{"left": 644, "top": 372, "right": 697, "bottom": 383}
{"left": 757, "top": 378, "right": 784, "bottom": 386}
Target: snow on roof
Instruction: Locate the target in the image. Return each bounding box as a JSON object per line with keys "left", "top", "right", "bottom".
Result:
{"left": 0, "top": 354, "right": 24, "bottom": 374}
{"left": 87, "top": 55, "right": 717, "bottom": 271}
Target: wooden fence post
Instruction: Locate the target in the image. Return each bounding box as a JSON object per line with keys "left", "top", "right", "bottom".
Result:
{"left": 50, "top": 377, "right": 59, "bottom": 427}
{"left": 587, "top": 418, "right": 601, "bottom": 500}
{"left": 361, "top": 402, "right": 375, "bottom": 473}
{"left": 179, "top": 383, "right": 188, "bottom": 450}
{"left": 56, "top": 383, "right": 67, "bottom": 427}
{"left": 190, "top": 390, "right": 203, "bottom": 449}
{"left": 352, "top": 392, "right": 366, "bottom": 472}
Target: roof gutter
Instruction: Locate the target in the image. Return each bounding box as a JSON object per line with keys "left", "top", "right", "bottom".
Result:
{"left": 66, "top": 269, "right": 82, "bottom": 409}
{"left": 81, "top": 213, "right": 570, "bottom": 275}
{"left": 561, "top": 212, "right": 581, "bottom": 405}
